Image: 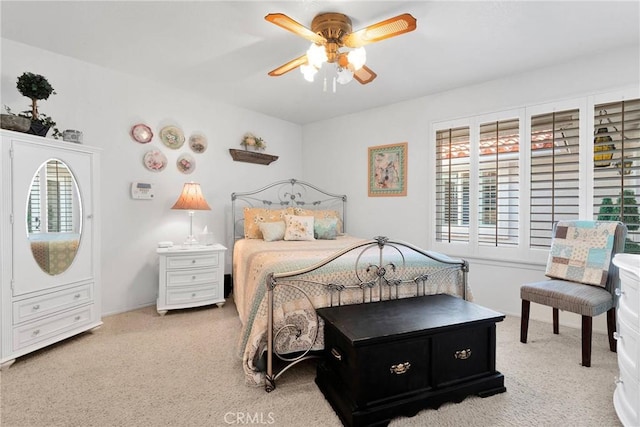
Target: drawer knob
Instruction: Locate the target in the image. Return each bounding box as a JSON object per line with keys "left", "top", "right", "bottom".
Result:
{"left": 454, "top": 349, "right": 472, "bottom": 360}
{"left": 74, "top": 316, "right": 81, "bottom": 321}
{"left": 192, "top": 260, "right": 196, "bottom": 264}
{"left": 32, "top": 304, "right": 40, "bottom": 310}
{"left": 32, "top": 329, "right": 40, "bottom": 336}
{"left": 191, "top": 293, "right": 197, "bottom": 297}
{"left": 390, "top": 362, "right": 411, "bottom": 375}
{"left": 330, "top": 348, "right": 342, "bottom": 361}
{"left": 615, "top": 377, "right": 623, "bottom": 385}
{"left": 74, "top": 294, "right": 81, "bottom": 299}
{"left": 614, "top": 332, "right": 622, "bottom": 341}
{"left": 615, "top": 288, "right": 624, "bottom": 297}
{"left": 192, "top": 276, "right": 196, "bottom": 280}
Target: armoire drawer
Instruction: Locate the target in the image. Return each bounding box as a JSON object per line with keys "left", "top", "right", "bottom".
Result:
{"left": 166, "top": 253, "right": 219, "bottom": 269}
{"left": 166, "top": 268, "right": 219, "bottom": 287}
{"left": 13, "top": 304, "right": 95, "bottom": 351}
{"left": 13, "top": 283, "right": 93, "bottom": 324}
{"left": 166, "top": 283, "right": 221, "bottom": 305}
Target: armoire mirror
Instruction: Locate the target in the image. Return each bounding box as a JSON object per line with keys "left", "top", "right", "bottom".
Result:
{"left": 26, "top": 159, "right": 83, "bottom": 276}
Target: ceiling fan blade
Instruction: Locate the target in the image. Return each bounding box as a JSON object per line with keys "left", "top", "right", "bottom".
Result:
{"left": 353, "top": 65, "right": 377, "bottom": 84}
{"left": 268, "top": 54, "right": 308, "bottom": 76}
{"left": 343, "top": 13, "right": 417, "bottom": 47}
{"left": 265, "top": 13, "right": 326, "bottom": 44}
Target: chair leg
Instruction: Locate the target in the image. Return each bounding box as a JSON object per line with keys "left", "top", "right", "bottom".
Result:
{"left": 581, "top": 316, "right": 592, "bottom": 367}
{"left": 553, "top": 308, "right": 559, "bottom": 334}
{"left": 520, "top": 300, "right": 530, "bottom": 343}
{"left": 607, "top": 308, "right": 617, "bottom": 353}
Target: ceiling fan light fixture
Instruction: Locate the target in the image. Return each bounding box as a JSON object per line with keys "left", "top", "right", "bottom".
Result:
{"left": 347, "top": 47, "right": 366, "bottom": 70}
{"left": 336, "top": 67, "right": 354, "bottom": 85}
{"left": 300, "top": 63, "right": 318, "bottom": 82}
{"left": 306, "top": 43, "right": 327, "bottom": 69}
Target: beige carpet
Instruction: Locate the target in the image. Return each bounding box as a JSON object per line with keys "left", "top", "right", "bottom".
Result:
{"left": 0, "top": 297, "right": 622, "bottom": 427}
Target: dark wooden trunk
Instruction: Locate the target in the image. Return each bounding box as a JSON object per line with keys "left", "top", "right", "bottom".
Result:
{"left": 316, "top": 294, "right": 506, "bottom": 427}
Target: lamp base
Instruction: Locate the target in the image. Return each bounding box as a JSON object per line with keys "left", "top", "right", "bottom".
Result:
{"left": 183, "top": 235, "right": 199, "bottom": 246}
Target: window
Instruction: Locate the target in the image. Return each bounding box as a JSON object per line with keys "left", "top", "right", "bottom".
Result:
{"left": 593, "top": 99, "right": 640, "bottom": 254}
{"left": 530, "top": 109, "right": 580, "bottom": 248}
{"left": 478, "top": 119, "right": 519, "bottom": 247}
{"left": 433, "top": 93, "right": 640, "bottom": 259}
{"left": 435, "top": 127, "right": 470, "bottom": 243}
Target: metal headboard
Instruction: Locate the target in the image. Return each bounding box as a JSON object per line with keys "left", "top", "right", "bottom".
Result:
{"left": 230, "top": 178, "right": 347, "bottom": 243}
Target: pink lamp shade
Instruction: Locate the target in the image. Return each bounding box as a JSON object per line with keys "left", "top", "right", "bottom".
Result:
{"left": 171, "top": 182, "right": 211, "bottom": 211}
{"left": 171, "top": 182, "right": 210, "bottom": 245}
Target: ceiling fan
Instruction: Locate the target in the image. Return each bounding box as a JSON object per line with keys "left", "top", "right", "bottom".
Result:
{"left": 265, "top": 12, "right": 417, "bottom": 85}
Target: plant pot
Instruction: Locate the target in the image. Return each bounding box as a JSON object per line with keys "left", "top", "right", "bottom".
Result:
{"left": 0, "top": 114, "right": 31, "bottom": 132}
{"left": 27, "top": 121, "right": 50, "bottom": 137}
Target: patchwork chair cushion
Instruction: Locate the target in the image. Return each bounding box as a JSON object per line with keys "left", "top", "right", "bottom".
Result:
{"left": 545, "top": 220, "right": 619, "bottom": 287}
{"left": 520, "top": 279, "right": 614, "bottom": 317}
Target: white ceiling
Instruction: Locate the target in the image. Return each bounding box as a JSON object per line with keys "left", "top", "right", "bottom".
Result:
{"left": 2, "top": 1, "right": 639, "bottom": 125}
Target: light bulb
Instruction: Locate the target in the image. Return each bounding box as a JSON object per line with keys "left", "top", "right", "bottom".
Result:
{"left": 306, "top": 43, "right": 327, "bottom": 69}
{"left": 347, "top": 47, "right": 366, "bottom": 71}
{"left": 300, "top": 63, "right": 317, "bottom": 82}
{"left": 336, "top": 67, "right": 354, "bottom": 85}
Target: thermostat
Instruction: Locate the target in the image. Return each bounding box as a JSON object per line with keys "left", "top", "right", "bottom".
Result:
{"left": 131, "top": 182, "right": 155, "bottom": 199}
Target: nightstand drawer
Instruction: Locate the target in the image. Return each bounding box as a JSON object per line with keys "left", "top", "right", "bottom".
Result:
{"left": 166, "top": 283, "right": 220, "bottom": 305}
{"left": 13, "top": 283, "right": 93, "bottom": 324}
{"left": 166, "top": 268, "right": 219, "bottom": 287}
{"left": 166, "top": 253, "right": 219, "bottom": 270}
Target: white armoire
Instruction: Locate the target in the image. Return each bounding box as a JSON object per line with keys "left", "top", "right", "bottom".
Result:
{"left": 0, "top": 130, "right": 101, "bottom": 369}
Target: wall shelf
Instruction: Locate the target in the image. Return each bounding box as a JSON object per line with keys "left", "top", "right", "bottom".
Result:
{"left": 229, "top": 149, "right": 278, "bottom": 165}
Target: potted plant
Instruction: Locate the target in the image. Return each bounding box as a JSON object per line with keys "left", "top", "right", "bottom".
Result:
{"left": 598, "top": 190, "right": 640, "bottom": 253}
{"left": 14, "top": 72, "right": 61, "bottom": 138}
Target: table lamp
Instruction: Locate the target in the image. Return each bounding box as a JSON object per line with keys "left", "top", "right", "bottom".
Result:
{"left": 171, "top": 182, "right": 211, "bottom": 245}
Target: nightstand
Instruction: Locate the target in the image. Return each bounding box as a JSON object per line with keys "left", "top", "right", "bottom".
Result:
{"left": 156, "top": 244, "right": 227, "bottom": 315}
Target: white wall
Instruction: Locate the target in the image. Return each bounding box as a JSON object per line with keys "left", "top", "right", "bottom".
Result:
{"left": 301, "top": 45, "right": 640, "bottom": 333}
{"left": 1, "top": 39, "right": 303, "bottom": 315}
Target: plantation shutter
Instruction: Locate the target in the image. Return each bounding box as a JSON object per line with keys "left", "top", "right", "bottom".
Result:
{"left": 46, "top": 160, "right": 74, "bottom": 233}
{"left": 530, "top": 109, "right": 580, "bottom": 248}
{"left": 27, "top": 173, "right": 41, "bottom": 233}
{"left": 435, "top": 127, "right": 470, "bottom": 243}
{"left": 478, "top": 119, "right": 519, "bottom": 247}
{"left": 593, "top": 99, "right": 640, "bottom": 254}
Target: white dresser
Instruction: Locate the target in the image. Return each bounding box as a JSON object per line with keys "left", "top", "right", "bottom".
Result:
{"left": 1, "top": 130, "right": 101, "bottom": 369}
{"left": 156, "top": 244, "right": 226, "bottom": 315}
{"left": 613, "top": 253, "right": 640, "bottom": 427}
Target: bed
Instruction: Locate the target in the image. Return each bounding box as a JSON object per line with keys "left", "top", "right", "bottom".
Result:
{"left": 231, "top": 179, "right": 470, "bottom": 391}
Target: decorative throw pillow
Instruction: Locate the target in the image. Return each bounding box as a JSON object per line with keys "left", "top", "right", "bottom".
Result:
{"left": 259, "top": 221, "right": 286, "bottom": 242}
{"left": 545, "top": 220, "right": 620, "bottom": 287}
{"left": 314, "top": 218, "right": 338, "bottom": 240}
{"left": 290, "top": 208, "right": 343, "bottom": 234}
{"left": 283, "top": 214, "right": 315, "bottom": 241}
{"left": 243, "top": 207, "right": 289, "bottom": 239}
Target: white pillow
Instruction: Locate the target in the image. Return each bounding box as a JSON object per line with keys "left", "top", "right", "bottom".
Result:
{"left": 259, "top": 221, "right": 285, "bottom": 242}
{"left": 283, "top": 215, "right": 315, "bottom": 241}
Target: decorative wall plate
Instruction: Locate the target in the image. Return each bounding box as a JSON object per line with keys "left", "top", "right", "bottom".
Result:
{"left": 177, "top": 153, "right": 195, "bottom": 174}
{"left": 160, "top": 126, "right": 185, "bottom": 149}
{"left": 131, "top": 123, "right": 153, "bottom": 143}
{"left": 189, "top": 134, "right": 207, "bottom": 153}
{"left": 143, "top": 150, "right": 168, "bottom": 172}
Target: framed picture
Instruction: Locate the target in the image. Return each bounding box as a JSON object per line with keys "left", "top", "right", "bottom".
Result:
{"left": 368, "top": 142, "right": 408, "bottom": 197}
